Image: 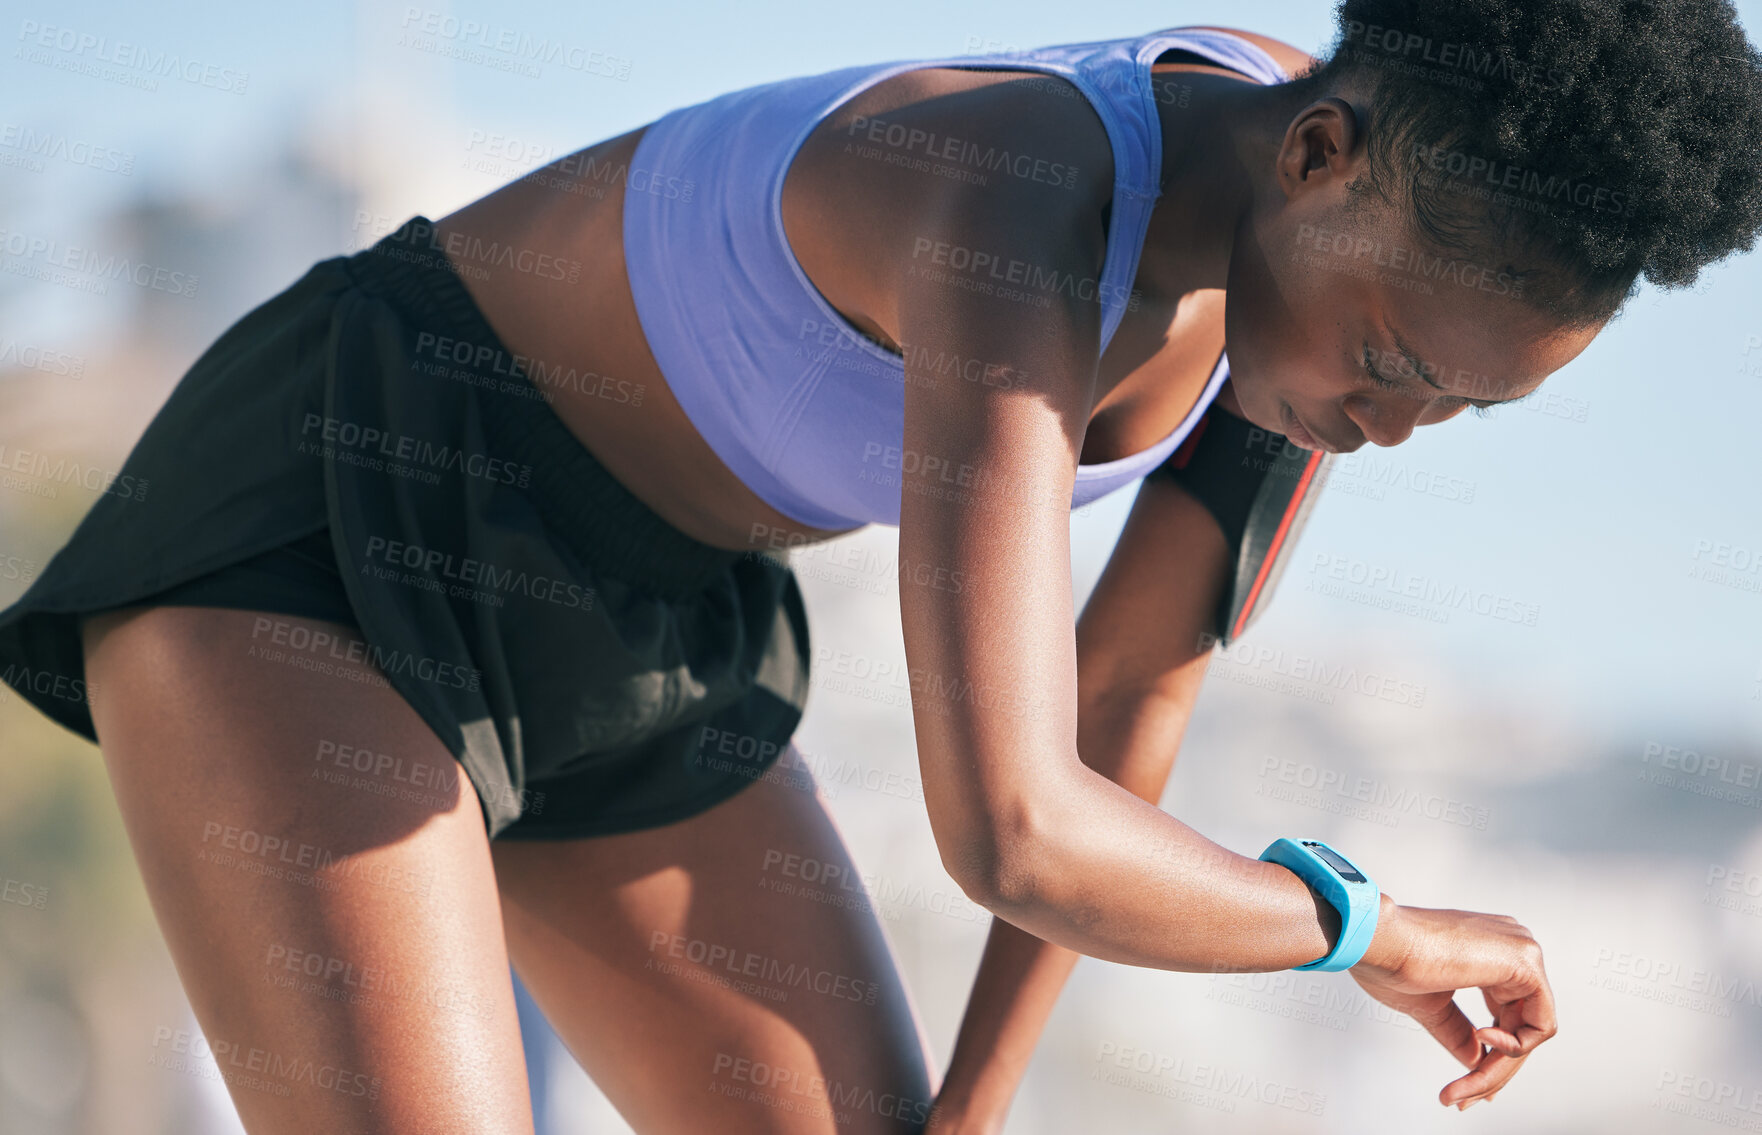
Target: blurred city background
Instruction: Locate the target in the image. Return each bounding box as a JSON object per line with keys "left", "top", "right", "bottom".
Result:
{"left": 2, "top": 0, "right": 1759, "bottom": 1132}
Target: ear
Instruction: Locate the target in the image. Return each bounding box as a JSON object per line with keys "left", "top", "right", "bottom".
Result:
{"left": 1275, "top": 97, "right": 1362, "bottom": 203}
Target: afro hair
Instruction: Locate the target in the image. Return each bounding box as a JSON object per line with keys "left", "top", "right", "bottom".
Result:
{"left": 1284, "top": 0, "right": 1762, "bottom": 322}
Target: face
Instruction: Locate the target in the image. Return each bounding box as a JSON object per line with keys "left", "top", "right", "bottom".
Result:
{"left": 1223, "top": 96, "right": 1604, "bottom": 453}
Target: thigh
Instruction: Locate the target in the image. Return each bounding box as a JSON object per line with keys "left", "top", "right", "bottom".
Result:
{"left": 81, "top": 605, "right": 534, "bottom": 1135}
{"left": 491, "top": 752, "right": 936, "bottom": 1135}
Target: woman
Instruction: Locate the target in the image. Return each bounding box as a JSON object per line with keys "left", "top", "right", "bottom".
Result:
{"left": 3, "top": 0, "right": 1760, "bottom": 1130}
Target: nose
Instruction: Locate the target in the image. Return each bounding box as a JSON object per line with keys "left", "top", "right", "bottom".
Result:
{"left": 1341, "top": 393, "right": 1424, "bottom": 447}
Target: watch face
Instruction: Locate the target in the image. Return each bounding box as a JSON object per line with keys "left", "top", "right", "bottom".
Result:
{"left": 1303, "top": 840, "right": 1367, "bottom": 883}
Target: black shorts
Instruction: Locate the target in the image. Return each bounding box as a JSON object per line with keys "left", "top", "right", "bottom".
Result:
{"left": 0, "top": 216, "right": 810, "bottom": 840}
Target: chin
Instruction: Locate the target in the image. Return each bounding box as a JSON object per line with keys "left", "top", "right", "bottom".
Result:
{"left": 1230, "top": 376, "right": 1286, "bottom": 435}
{"left": 1252, "top": 399, "right": 1289, "bottom": 437}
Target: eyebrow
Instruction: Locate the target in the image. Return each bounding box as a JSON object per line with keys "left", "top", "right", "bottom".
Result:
{"left": 1382, "top": 318, "right": 1531, "bottom": 407}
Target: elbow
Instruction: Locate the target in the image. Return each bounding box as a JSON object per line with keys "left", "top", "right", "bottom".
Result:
{"left": 937, "top": 802, "right": 1049, "bottom": 912}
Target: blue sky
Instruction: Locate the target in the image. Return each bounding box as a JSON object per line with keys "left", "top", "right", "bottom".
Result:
{"left": 6, "top": 0, "right": 1760, "bottom": 732}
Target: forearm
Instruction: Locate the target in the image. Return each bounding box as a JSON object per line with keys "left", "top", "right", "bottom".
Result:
{"left": 931, "top": 920, "right": 1079, "bottom": 1125}
{"left": 933, "top": 634, "right": 1346, "bottom": 973}
{"left": 981, "top": 760, "right": 1345, "bottom": 970}
{"left": 935, "top": 671, "right": 1210, "bottom": 1122}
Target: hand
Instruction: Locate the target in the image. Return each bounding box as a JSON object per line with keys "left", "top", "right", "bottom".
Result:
{"left": 1349, "top": 897, "right": 1557, "bottom": 1111}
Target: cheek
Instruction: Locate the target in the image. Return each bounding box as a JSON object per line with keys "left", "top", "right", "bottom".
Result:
{"left": 1223, "top": 239, "right": 1287, "bottom": 395}
{"left": 1227, "top": 247, "right": 1332, "bottom": 405}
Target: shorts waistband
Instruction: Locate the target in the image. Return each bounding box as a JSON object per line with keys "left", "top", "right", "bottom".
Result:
{"left": 339, "top": 215, "right": 746, "bottom": 599}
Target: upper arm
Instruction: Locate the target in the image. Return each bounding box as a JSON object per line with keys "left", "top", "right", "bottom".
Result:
{"left": 1077, "top": 473, "right": 1232, "bottom": 720}
{"left": 1069, "top": 471, "right": 1232, "bottom": 803}
{"left": 785, "top": 68, "right": 1117, "bottom": 350}
{"left": 875, "top": 80, "right": 1118, "bottom": 888}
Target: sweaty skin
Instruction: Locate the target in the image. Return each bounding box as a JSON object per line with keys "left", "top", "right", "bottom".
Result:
{"left": 429, "top": 28, "right": 1570, "bottom": 1124}
{"left": 431, "top": 61, "right": 1243, "bottom": 553}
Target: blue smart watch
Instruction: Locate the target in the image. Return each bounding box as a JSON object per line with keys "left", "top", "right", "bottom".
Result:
{"left": 1258, "top": 838, "right": 1380, "bottom": 972}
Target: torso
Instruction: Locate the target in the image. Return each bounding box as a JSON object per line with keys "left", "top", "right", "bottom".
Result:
{"left": 432, "top": 33, "right": 1307, "bottom": 553}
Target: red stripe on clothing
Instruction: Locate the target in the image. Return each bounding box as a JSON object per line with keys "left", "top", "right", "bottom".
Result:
{"left": 1167, "top": 412, "right": 1210, "bottom": 470}
{"left": 1230, "top": 450, "right": 1324, "bottom": 639}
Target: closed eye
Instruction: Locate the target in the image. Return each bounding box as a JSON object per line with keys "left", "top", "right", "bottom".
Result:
{"left": 1359, "top": 345, "right": 1410, "bottom": 393}
{"left": 1362, "top": 343, "right": 1500, "bottom": 419}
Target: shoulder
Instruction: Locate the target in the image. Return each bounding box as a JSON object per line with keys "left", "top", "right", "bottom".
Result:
{"left": 789, "top": 68, "right": 1119, "bottom": 265}
{"left": 800, "top": 67, "right": 1119, "bottom": 201}
{"left": 1182, "top": 26, "right": 1321, "bottom": 80}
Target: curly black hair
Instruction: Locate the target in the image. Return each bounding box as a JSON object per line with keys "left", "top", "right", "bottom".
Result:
{"left": 1281, "top": 0, "right": 1762, "bottom": 324}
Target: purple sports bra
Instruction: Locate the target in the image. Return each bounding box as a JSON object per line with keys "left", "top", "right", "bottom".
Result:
{"left": 622, "top": 27, "right": 1289, "bottom": 528}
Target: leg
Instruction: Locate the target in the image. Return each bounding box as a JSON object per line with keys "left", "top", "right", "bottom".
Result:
{"left": 492, "top": 750, "right": 936, "bottom": 1134}
{"left": 82, "top": 605, "right": 534, "bottom": 1135}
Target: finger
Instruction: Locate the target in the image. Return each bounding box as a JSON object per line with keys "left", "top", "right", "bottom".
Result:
{"left": 1486, "top": 981, "right": 1558, "bottom": 1057}
{"left": 1405, "top": 993, "right": 1484, "bottom": 1071}
{"left": 1474, "top": 1025, "right": 1523, "bottom": 1055}
{"left": 1485, "top": 952, "right": 1559, "bottom": 1056}
{"left": 1445, "top": 1021, "right": 1525, "bottom": 1106}
{"left": 1474, "top": 990, "right": 1527, "bottom": 1056}
{"left": 1441, "top": 1048, "right": 1526, "bottom": 1107}
{"left": 1474, "top": 1027, "right": 1520, "bottom": 1054}
{"left": 1448, "top": 1075, "right": 1515, "bottom": 1111}
{"left": 1511, "top": 964, "right": 1559, "bottom": 1054}
{"left": 1454, "top": 1045, "right": 1522, "bottom": 1105}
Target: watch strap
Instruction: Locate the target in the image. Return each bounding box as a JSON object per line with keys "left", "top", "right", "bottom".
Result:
{"left": 1259, "top": 837, "right": 1380, "bottom": 972}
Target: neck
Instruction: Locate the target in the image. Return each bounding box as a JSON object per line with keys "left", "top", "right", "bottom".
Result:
{"left": 1140, "top": 71, "right": 1296, "bottom": 298}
